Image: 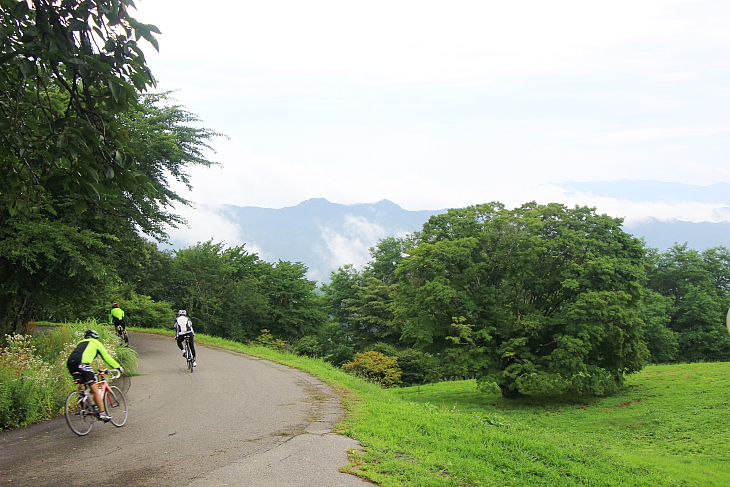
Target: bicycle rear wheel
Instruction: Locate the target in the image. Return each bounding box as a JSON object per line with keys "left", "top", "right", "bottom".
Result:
{"left": 104, "top": 385, "right": 128, "bottom": 427}
{"left": 65, "top": 390, "right": 94, "bottom": 436}
{"left": 185, "top": 342, "right": 194, "bottom": 373}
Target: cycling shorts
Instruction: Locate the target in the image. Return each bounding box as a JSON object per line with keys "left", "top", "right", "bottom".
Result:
{"left": 67, "top": 357, "right": 96, "bottom": 385}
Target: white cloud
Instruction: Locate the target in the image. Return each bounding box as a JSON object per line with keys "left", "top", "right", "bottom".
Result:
{"left": 319, "top": 215, "right": 387, "bottom": 268}
{"left": 160, "top": 203, "right": 244, "bottom": 248}
{"left": 131, "top": 0, "right": 729, "bottom": 223}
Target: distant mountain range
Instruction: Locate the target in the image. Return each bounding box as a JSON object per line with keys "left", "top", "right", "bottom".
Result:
{"left": 183, "top": 181, "right": 730, "bottom": 283}
{"left": 210, "top": 198, "right": 444, "bottom": 282}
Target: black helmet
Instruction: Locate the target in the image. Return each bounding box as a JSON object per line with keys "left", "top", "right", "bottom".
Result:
{"left": 85, "top": 330, "right": 99, "bottom": 339}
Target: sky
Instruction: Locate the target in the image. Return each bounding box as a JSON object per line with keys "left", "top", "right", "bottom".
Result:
{"left": 131, "top": 0, "right": 730, "bottom": 246}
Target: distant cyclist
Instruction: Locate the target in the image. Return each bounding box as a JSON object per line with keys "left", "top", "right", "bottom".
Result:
{"left": 174, "top": 310, "right": 196, "bottom": 367}
{"left": 66, "top": 330, "right": 124, "bottom": 422}
{"left": 108, "top": 302, "right": 127, "bottom": 338}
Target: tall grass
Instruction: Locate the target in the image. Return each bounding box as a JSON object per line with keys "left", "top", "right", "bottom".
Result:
{"left": 0, "top": 320, "right": 137, "bottom": 429}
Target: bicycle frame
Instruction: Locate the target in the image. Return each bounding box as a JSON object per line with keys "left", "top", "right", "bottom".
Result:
{"left": 66, "top": 368, "right": 127, "bottom": 435}
{"left": 75, "top": 369, "right": 114, "bottom": 406}
{"left": 184, "top": 336, "right": 194, "bottom": 372}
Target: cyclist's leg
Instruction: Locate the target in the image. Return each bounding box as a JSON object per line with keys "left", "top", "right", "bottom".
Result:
{"left": 89, "top": 382, "right": 105, "bottom": 413}
{"left": 188, "top": 336, "right": 197, "bottom": 359}
{"left": 176, "top": 334, "right": 185, "bottom": 351}
{"left": 77, "top": 364, "right": 104, "bottom": 413}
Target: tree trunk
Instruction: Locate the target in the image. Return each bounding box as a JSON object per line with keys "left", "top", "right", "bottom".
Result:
{"left": 500, "top": 384, "right": 522, "bottom": 399}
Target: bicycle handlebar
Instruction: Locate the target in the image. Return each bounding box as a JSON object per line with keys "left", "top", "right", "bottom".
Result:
{"left": 98, "top": 369, "right": 122, "bottom": 380}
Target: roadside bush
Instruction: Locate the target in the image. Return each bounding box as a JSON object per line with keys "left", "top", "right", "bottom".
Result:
{"left": 292, "top": 335, "right": 322, "bottom": 357}
{"left": 0, "top": 334, "right": 61, "bottom": 429}
{"left": 364, "top": 342, "right": 398, "bottom": 357}
{"left": 342, "top": 351, "right": 402, "bottom": 387}
{"left": 395, "top": 348, "right": 434, "bottom": 386}
{"left": 324, "top": 344, "right": 355, "bottom": 368}
{"left": 255, "top": 329, "right": 287, "bottom": 352}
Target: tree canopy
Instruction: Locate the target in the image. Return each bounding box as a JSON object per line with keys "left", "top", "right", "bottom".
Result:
{"left": 0, "top": 0, "right": 224, "bottom": 334}
{"left": 393, "top": 202, "right": 649, "bottom": 398}
{"left": 1, "top": 0, "right": 161, "bottom": 215}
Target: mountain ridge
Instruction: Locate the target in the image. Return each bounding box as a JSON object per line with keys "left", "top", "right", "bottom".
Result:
{"left": 170, "top": 181, "right": 730, "bottom": 282}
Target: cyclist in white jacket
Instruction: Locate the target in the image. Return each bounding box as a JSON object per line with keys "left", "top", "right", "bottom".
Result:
{"left": 174, "top": 310, "right": 197, "bottom": 367}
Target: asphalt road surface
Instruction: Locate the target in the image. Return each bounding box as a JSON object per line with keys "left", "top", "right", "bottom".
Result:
{"left": 0, "top": 332, "right": 370, "bottom": 486}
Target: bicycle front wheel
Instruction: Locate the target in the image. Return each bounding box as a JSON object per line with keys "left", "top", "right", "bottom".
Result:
{"left": 104, "top": 385, "right": 128, "bottom": 427}
{"left": 65, "top": 390, "right": 94, "bottom": 436}
{"left": 185, "top": 342, "right": 193, "bottom": 373}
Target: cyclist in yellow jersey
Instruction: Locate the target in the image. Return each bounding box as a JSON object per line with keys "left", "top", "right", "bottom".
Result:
{"left": 66, "top": 330, "right": 124, "bottom": 421}
{"left": 109, "top": 302, "right": 126, "bottom": 335}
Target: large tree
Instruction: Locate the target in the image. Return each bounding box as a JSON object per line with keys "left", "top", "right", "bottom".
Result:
{"left": 394, "top": 202, "right": 649, "bottom": 398}
{"left": 1, "top": 0, "right": 161, "bottom": 214}
{"left": 0, "top": 2, "right": 222, "bottom": 334}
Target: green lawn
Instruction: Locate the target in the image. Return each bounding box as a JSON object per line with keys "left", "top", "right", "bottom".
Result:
{"left": 397, "top": 363, "right": 730, "bottom": 486}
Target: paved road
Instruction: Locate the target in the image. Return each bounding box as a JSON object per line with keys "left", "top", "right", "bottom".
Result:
{"left": 0, "top": 332, "right": 370, "bottom": 486}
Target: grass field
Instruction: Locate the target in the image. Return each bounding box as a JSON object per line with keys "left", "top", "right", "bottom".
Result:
{"left": 396, "top": 363, "right": 730, "bottom": 486}
{"left": 189, "top": 332, "right": 730, "bottom": 486}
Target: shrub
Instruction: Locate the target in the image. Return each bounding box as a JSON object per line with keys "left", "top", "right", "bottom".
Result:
{"left": 365, "top": 342, "right": 398, "bottom": 357}
{"left": 342, "top": 351, "right": 402, "bottom": 387}
{"left": 324, "top": 344, "right": 355, "bottom": 368}
{"left": 255, "top": 329, "right": 287, "bottom": 352}
{"left": 292, "top": 335, "right": 322, "bottom": 357}
{"left": 395, "top": 348, "right": 434, "bottom": 386}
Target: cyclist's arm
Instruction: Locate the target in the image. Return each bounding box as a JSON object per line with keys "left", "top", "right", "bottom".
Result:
{"left": 96, "top": 342, "right": 121, "bottom": 369}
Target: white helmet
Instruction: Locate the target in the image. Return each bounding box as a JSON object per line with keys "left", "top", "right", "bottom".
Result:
{"left": 178, "top": 310, "right": 186, "bottom": 316}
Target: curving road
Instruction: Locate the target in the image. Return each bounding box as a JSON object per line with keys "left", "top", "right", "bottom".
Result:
{"left": 0, "top": 332, "right": 369, "bottom": 486}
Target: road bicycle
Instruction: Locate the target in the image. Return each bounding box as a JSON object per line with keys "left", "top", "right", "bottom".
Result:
{"left": 183, "top": 335, "right": 194, "bottom": 373}
{"left": 115, "top": 324, "right": 129, "bottom": 344}
{"left": 64, "top": 368, "right": 128, "bottom": 436}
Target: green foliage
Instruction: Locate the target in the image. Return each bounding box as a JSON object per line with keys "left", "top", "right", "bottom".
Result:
{"left": 343, "top": 277, "right": 399, "bottom": 348}
{"left": 324, "top": 344, "right": 356, "bottom": 368}
{"left": 0, "top": 92, "right": 223, "bottom": 335}
{"left": 365, "top": 342, "right": 398, "bottom": 357}
{"left": 1, "top": 0, "right": 160, "bottom": 216}
{"left": 639, "top": 290, "right": 678, "bottom": 363}
{"left": 254, "top": 329, "right": 287, "bottom": 352}
{"left": 321, "top": 264, "right": 363, "bottom": 325}
{"left": 394, "top": 348, "right": 434, "bottom": 386}
{"left": 167, "top": 240, "right": 326, "bottom": 343}
{"left": 91, "top": 294, "right": 175, "bottom": 329}
{"left": 395, "top": 202, "right": 649, "bottom": 398}
{"left": 342, "top": 351, "right": 402, "bottom": 387}
{"left": 292, "top": 335, "right": 322, "bottom": 357}
{"left": 645, "top": 245, "right": 730, "bottom": 362}
{"left": 364, "top": 234, "right": 418, "bottom": 285}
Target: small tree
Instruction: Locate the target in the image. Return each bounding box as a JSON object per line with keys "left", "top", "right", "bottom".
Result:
{"left": 342, "top": 351, "right": 402, "bottom": 387}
